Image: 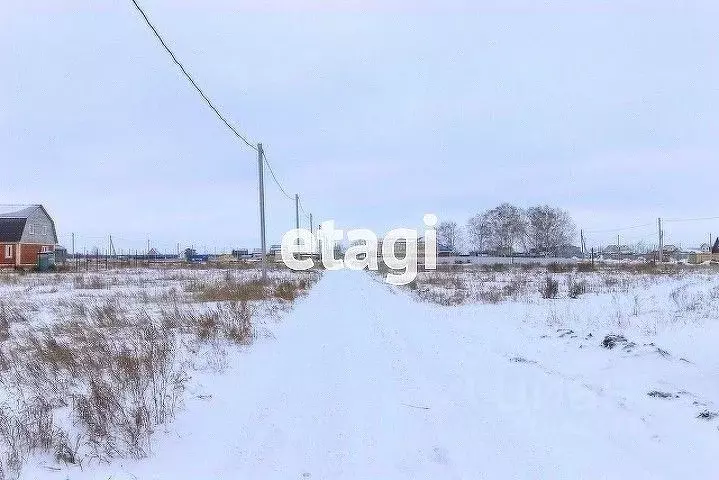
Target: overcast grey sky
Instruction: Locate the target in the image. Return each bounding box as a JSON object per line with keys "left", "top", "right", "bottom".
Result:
{"left": 2, "top": 0, "right": 718, "bottom": 253}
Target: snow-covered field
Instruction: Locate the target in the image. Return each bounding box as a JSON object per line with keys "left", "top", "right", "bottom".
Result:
{"left": 3, "top": 263, "right": 719, "bottom": 479}
{"left": 0, "top": 266, "right": 319, "bottom": 479}
{"left": 403, "top": 263, "right": 719, "bottom": 473}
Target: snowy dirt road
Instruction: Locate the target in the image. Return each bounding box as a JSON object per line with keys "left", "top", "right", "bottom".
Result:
{"left": 33, "top": 269, "right": 717, "bottom": 480}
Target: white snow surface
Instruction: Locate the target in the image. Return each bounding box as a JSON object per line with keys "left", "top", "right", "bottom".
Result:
{"left": 22, "top": 269, "right": 719, "bottom": 479}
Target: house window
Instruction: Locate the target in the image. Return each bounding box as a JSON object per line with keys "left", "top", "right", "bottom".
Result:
{"left": 28, "top": 224, "right": 35, "bottom": 235}
{"left": 4, "top": 245, "right": 13, "bottom": 259}
{"left": 41, "top": 246, "right": 51, "bottom": 253}
{"left": 42, "top": 225, "right": 48, "bottom": 235}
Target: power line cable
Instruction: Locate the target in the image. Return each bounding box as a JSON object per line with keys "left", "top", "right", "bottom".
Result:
{"left": 130, "top": 0, "right": 257, "bottom": 151}
{"left": 130, "top": 0, "right": 314, "bottom": 218}
{"left": 664, "top": 215, "right": 719, "bottom": 223}
{"left": 261, "top": 151, "right": 294, "bottom": 200}
{"left": 584, "top": 223, "right": 654, "bottom": 234}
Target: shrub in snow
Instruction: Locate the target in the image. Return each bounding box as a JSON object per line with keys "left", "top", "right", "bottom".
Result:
{"left": 540, "top": 276, "right": 559, "bottom": 299}
{"left": 567, "top": 276, "right": 587, "bottom": 299}
{"left": 601, "top": 334, "right": 628, "bottom": 349}
{"left": 547, "top": 262, "right": 572, "bottom": 273}
{"left": 697, "top": 410, "right": 718, "bottom": 421}
{"left": 576, "top": 262, "right": 596, "bottom": 273}
{"left": 647, "top": 391, "right": 677, "bottom": 399}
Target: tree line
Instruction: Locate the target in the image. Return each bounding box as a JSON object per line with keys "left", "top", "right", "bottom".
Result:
{"left": 436, "top": 204, "right": 576, "bottom": 256}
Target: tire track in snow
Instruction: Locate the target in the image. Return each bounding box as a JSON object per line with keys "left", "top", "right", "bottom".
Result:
{"left": 356, "top": 274, "right": 464, "bottom": 479}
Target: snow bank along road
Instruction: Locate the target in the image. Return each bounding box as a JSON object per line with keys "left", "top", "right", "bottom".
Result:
{"left": 36, "top": 269, "right": 718, "bottom": 479}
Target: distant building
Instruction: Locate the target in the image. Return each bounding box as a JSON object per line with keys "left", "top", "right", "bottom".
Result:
{"left": 556, "top": 244, "right": 583, "bottom": 258}
{"left": 602, "top": 245, "right": 633, "bottom": 256}
{"left": 528, "top": 244, "right": 583, "bottom": 258}
{"left": 437, "top": 242, "right": 454, "bottom": 257}
{"left": 602, "top": 245, "right": 618, "bottom": 255}
{"left": 182, "top": 248, "right": 209, "bottom": 263}
{"left": 662, "top": 244, "right": 680, "bottom": 255}
{"left": 690, "top": 238, "right": 719, "bottom": 263}
{"left": 376, "top": 237, "right": 429, "bottom": 264}
{"left": 55, "top": 246, "right": 68, "bottom": 264}
{"left": 647, "top": 244, "right": 685, "bottom": 262}
{"left": 0, "top": 205, "right": 58, "bottom": 269}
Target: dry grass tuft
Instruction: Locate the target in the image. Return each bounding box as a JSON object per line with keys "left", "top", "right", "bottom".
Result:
{"left": 73, "top": 275, "right": 106, "bottom": 290}
{"left": 187, "top": 278, "right": 267, "bottom": 302}
{"left": 274, "top": 281, "right": 300, "bottom": 301}
{"left": 186, "top": 272, "right": 314, "bottom": 304}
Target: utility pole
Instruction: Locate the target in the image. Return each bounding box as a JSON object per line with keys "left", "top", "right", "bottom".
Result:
{"left": 72, "top": 233, "right": 75, "bottom": 270}
{"left": 257, "top": 143, "right": 267, "bottom": 281}
{"left": 309, "top": 213, "right": 314, "bottom": 255}
{"left": 617, "top": 234, "right": 620, "bottom": 261}
{"left": 657, "top": 218, "right": 663, "bottom": 263}
{"left": 295, "top": 194, "right": 300, "bottom": 232}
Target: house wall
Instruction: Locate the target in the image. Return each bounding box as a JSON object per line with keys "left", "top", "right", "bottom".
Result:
{"left": 0, "top": 242, "right": 54, "bottom": 268}
{"left": 19, "top": 207, "right": 58, "bottom": 245}
{"left": 0, "top": 243, "right": 18, "bottom": 267}
{"left": 21, "top": 244, "right": 54, "bottom": 266}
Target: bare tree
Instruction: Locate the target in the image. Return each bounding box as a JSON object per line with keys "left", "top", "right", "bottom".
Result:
{"left": 437, "top": 221, "right": 461, "bottom": 253}
{"left": 525, "top": 205, "right": 575, "bottom": 255}
{"left": 466, "top": 213, "right": 491, "bottom": 254}
{"left": 632, "top": 240, "right": 650, "bottom": 254}
{"left": 481, "top": 203, "right": 526, "bottom": 256}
